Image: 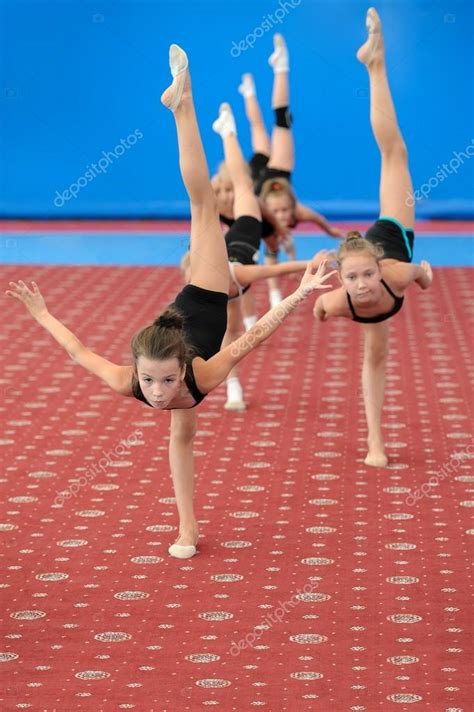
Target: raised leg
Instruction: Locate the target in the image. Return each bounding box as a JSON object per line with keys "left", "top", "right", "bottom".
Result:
{"left": 268, "top": 34, "right": 294, "bottom": 172}
{"left": 239, "top": 73, "right": 271, "bottom": 156}
{"left": 168, "top": 409, "right": 199, "bottom": 558}
{"left": 161, "top": 45, "right": 229, "bottom": 293}
{"left": 213, "top": 103, "right": 261, "bottom": 220}
{"left": 357, "top": 8, "right": 414, "bottom": 227}
{"left": 361, "top": 321, "right": 389, "bottom": 468}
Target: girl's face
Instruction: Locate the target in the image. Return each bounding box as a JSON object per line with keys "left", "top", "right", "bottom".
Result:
{"left": 213, "top": 175, "right": 234, "bottom": 215}
{"left": 339, "top": 254, "right": 382, "bottom": 305}
{"left": 265, "top": 193, "right": 294, "bottom": 227}
{"left": 136, "top": 356, "right": 185, "bottom": 409}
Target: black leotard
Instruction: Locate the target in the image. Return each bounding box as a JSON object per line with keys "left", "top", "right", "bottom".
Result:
{"left": 132, "top": 285, "right": 228, "bottom": 409}
{"left": 346, "top": 279, "right": 404, "bottom": 324}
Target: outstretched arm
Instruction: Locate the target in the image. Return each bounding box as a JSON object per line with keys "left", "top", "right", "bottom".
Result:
{"left": 385, "top": 260, "right": 433, "bottom": 292}
{"left": 413, "top": 261, "right": 433, "bottom": 289}
{"left": 313, "top": 294, "right": 329, "bottom": 321}
{"left": 6, "top": 281, "right": 133, "bottom": 395}
{"left": 233, "top": 249, "right": 333, "bottom": 286}
{"left": 294, "top": 202, "right": 343, "bottom": 238}
{"left": 194, "top": 260, "right": 336, "bottom": 393}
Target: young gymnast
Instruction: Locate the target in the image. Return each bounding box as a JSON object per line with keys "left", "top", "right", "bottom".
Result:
{"left": 7, "top": 45, "right": 335, "bottom": 559}
{"left": 212, "top": 102, "right": 331, "bottom": 410}
{"left": 181, "top": 103, "right": 331, "bottom": 411}
{"left": 212, "top": 159, "right": 290, "bottom": 355}
{"left": 239, "top": 34, "right": 343, "bottom": 306}
{"left": 313, "top": 8, "right": 433, "bottom": 468}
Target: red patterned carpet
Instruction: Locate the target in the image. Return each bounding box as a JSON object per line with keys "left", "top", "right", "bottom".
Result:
{"left": 1, "top": 265, "right": 472, "bottom": 711}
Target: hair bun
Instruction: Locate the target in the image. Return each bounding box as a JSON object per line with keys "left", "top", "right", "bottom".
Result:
{"left": 153, "top": 308, "right": 184, "bottom": 331}
{"left": 270, "top": 181, "right": 283, "bottom": 191}
{"left": 345, "top": 230, "right": 363, "bottom": 242}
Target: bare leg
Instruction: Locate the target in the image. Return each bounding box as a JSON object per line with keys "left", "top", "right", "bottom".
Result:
{"left": 213, "top": 104, "right": 261, "bottom": 220}
{"left": 268, "top": 35, "right": 294, "bottom": 172}
{"left": 222, "top": 300, "right": 246, "bottom": 411}
{"left": 168, "top": 410, "right": 199, "bottom": 557}
{"left": 239, "top": 73, "right": 271, "bottom": 156}
{"left": 357, "top": 8, "right": 414, "bottom": 227}
{"left": 240, "top": 289, "right": 257, "bottom": 331}
{"left": 161, "top": 46, "right": 229, "bottom": 293}
{"left": 362, "top": 322, "right": 389, "bottom": 468}
{"left": 265, "top": 253, "right": 283, "bottom": 307}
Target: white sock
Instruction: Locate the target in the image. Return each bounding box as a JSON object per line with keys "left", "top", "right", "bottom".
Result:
{"left": 243, "top": 314, "right": 257, "bottom": 331}
{"left": 212, "top": 102, "right": 236, "bottom": 138}
{"left": 227, "top": 377, "right": 243, "bottom": 403}
{"left": 269, "top": 288, "right": 282, "bottom": 308}
{"left": 268, "top": 33, "right": 289, "bottom": 74}
{"left": 238, "top": 73, "right": 256, "bottom": 98}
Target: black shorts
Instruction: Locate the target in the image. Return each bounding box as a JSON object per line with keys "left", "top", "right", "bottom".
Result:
{"left": 248, "top": 152, "right": 270, "bottom": 186}
{"left": 248, "top": 152, "right": 292, "bottom": 195}
{"left": 172, "top": 285, "right": 228, "bottom": 361}
{"left": 226, "top": 215, "right": 261, "bottom": 265}
{"left": 261, "top": 218, "right": 276, "bottom": 239}
{"left": 365, "top": 217, "right": 414, "bottom": 263}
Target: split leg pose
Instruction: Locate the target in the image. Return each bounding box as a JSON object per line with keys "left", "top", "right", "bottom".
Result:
{"left": 239, "top": 35, "right": 343, "bottom": 307}
{"left": 313, "top": 9, "right": 432, "bottom": 467}
{"left": 212, "top": 102, "right": 331, "bottom": 409}
{"left": 8, "top": 46, "right": 335, "bottom": 558}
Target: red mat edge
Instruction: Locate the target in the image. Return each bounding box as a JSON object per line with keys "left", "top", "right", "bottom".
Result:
{"left": 0, "top": 219, "right": 473, "bottom": 233}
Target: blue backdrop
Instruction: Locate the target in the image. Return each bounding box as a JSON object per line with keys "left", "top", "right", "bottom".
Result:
{"left": 1, "top": 0, "right": 473, "bottom": 218}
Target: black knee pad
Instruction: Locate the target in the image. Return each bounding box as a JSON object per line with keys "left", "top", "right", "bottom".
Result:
{"left": 275, "top": 106, "right": 292, "bottom": 129}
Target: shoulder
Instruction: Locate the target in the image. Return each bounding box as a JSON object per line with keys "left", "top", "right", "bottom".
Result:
{"left": 74, "top": 348, "right": 134, "bottom": 396}
{"left": 188, "top": 356, "right": 211, "bottom": 393}
{"left": 111, "top": 365, "right": 135, "bottom": 396}
{"left": 317, "top": 287, "right": 351, "bottom": 318}
{"left": 380, "top": 261, "right": 417, "bottom": 294}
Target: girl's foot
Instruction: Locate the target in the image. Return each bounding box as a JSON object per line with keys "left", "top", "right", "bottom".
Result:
{"left": 243, "top": 314, "right": 257, "bottom": 331}
{"left": 268, "top": 33, "right": 289, "bottom": 73}
{"left": 356, "top": 8, "right": 384, "bottom": 66}
{"left": 225, "top": 376, "right": 246, "bottom": 411}
{"left": 269, "top": 287, "right": 283, "bottom": 308}
{"left": 364, "top": 439, "right": 388, "bottom": 468}
{"left": 168, "top": 528, "right": 199, "bottom": 559}
{"left": 161, "top": 44, "right": 190, "bottom": 112}
{"left": 238, "top": 73, "right": 256, "bottom": 98}
{"left": 212, "top": 102, "right": 237, "bottom": 138}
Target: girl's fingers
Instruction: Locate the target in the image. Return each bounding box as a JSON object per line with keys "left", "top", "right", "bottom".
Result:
{"left": 319, "top": 269, "right": 338, "bottom": 282}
